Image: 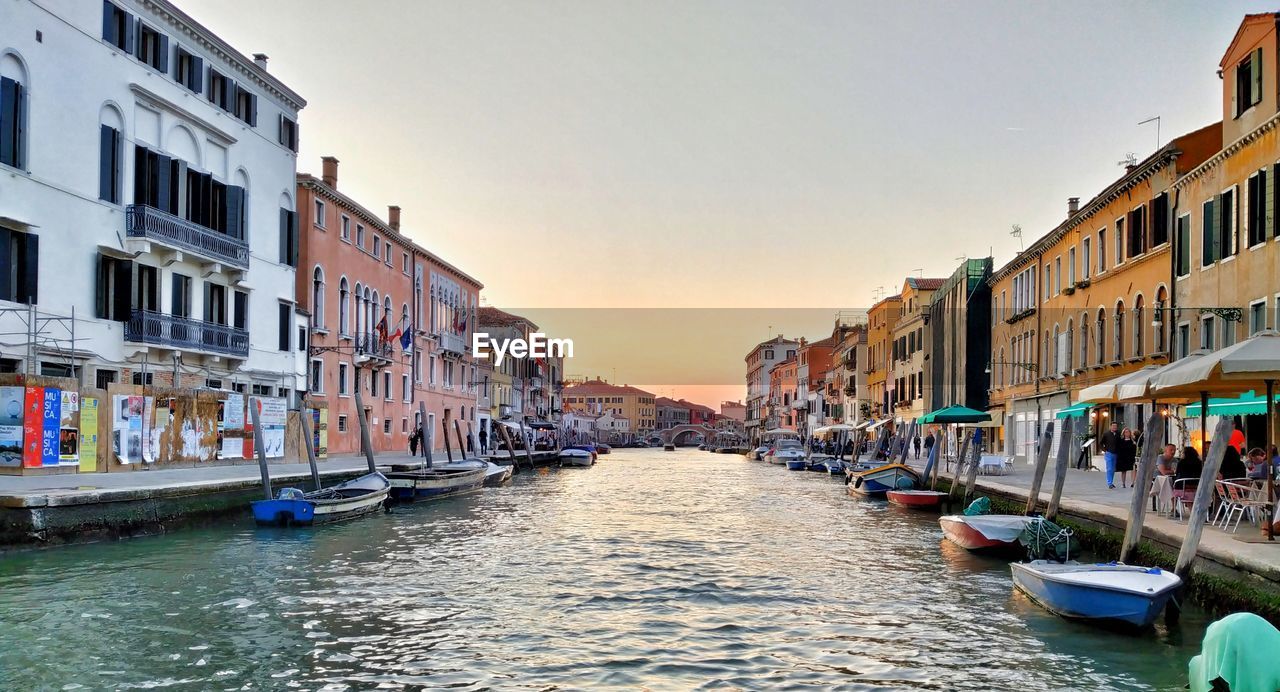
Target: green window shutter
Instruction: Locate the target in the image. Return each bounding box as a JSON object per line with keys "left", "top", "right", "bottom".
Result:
{"left": 1254, "top": 47, "right": 1264, "bottom": 105}
{"left": 1271, "top": 163, "right": 1278, "bottom": 239}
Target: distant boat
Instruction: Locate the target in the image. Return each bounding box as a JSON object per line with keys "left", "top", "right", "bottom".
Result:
{"left": 386, "top": 461, "right": 487, "bottom": 501}
{"left": 484, "top": 461, "right": 513, "bottom": 486}
{"left": 766, "top": 439, "right": 805, "bottom": 467}
{"left": 747, "top": 445, "right": 768, "bottom": 460}
{"left": 1010, "top": 561, "right": 1182, "bottom": 629}
{"left": 559, "top": 448, "right": 594, "bottom": 467}
{"left": 663, "top": 443, "right": 676, "bottom": 451}
{"left": 938, "top": 514, "right": 1035, "bottom": 553}
{"left": 595, "top": 444, "right": 612, "bottom": 455}
{"left": 886, "top": 489, "right": 947, "bottom": 509}
{"left": 252, "top": 472, "right": 390, "bottom": 526}
{"left": 847, "top": 463, "right": 920, "bottom": 497}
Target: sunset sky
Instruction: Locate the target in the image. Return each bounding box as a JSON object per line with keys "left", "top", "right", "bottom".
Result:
{"left": 182, "top": 0, "right": 1275, "bottom": 406}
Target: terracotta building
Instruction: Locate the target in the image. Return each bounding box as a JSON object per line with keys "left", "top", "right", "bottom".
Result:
{"left": 867, "top": 294, "right": 903, "bottom": 418}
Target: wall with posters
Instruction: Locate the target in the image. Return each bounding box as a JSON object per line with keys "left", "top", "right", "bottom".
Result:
{"left": 0, "top": 374, "right": 99, "bottom": 476}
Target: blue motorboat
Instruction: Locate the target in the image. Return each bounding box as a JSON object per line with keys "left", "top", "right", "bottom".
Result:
{"left": 846, "top": 463, "right": 920, "bottom": 497}
{"left": 824, "top": 458, "right": 848, "bottom": 476}
{"left": 385, "top": 460, "right": 487, "bottom": 501}
{"left": 252, "top": 472, "right": 390, "bottom": 526}
{"left": 786, "top": 459, "right": 808, "bottom": 471}
{"left": 1010, "top": 561, "right": 1182, "bottom": 629}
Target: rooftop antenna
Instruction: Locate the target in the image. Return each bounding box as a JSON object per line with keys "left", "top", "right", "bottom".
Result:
{"left": 912, "top": 268, "right": 923, "bottom": 277}
{"left": 1138, "top": 116, "right": 1161, "bottom": 151}
{"left": 1118, "top": 152, "right": 1138, "bottom": 168}
{"left": 1010, "top": 225, "right": 1024, "bottom": 251}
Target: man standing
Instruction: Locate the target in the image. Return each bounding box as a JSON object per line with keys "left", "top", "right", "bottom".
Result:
{"left": 912, "top": 434, "right": 922, "bottom": 459}
{"left": 1100, "top": 421, "right": 1121, "bottom": 489}
{"left": 923, "top": 431, "right": 935, "bottom": 458}
{"left": 479, "top": 427, "right": 489, "bottom": 455}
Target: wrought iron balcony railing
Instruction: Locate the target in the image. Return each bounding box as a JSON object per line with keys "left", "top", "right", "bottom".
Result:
{"left": 124, "top": 310, "right": 249, "bottom": 358}
{"left": 354, "top": 332, "right": 394, "bottom": 362}
{"left": 126, "top": 205, "right": 249, "bottom": 270}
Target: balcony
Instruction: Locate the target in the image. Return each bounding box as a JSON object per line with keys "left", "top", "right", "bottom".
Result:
{"left": 439, "top": 331, "right": 467, "bottom": 356}
{"left": 125, "top": 310, "right": 249, "bottom": 359}
{"left": 354, "top": 332, "right": 394, "bottom": 365}
{"left": 529, "top": 376, "right": 544, "bottom": 391}
{"left": 126, "top": 205, "right": 249, "bottom": 270}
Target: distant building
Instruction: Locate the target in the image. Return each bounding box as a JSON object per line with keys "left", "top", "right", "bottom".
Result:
{"left": 867, "top": 296, "right": 903, "bottom": 418}
{"left": 927, "top": 258, "right": 992, "bottom": 415}
{"left": 744, "top": 335, "right": 798, "bottom": 441}
{"left": 562, "top": 378, "right": 655, "bottom": 434}
{"left": 655, "top": 396, "right": 691, "bottom": 429}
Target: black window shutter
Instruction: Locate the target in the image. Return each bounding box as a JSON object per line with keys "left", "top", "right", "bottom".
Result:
{"left": 155, "top": 153, "right": 172, "bottom": 213}
{"left": 124, "top": 14, "right": 135, "bottom": 57}
{"left": 101, "top": 1, "right": 113, "bottom": 43}
{"left": 1271, "top": 164, "right": 1278, "bottom": 240}
{"left": 133, "top": 144, "right": 148, "bottom": 206}
{"left": 0, "top": 77, "right": 16, "bottom": 167}
{"left": 193, "top": 56, "right": 203, "bottom": 94}
{"left": 95, "top": 255, "right": 108, "bottom": 318}
{"left": 278, "top": 115, "right": 285, "bottom": 146}
{"left": 226, "top": 186, "right": 244, "bottom": 239}
{"left": 15, "top": 231, "right": 36, "bottom": 305}
{"left": 234, "top": 290, "right": 247, "bottom": 330}
{"left": 0, "top": 228, "right": 11, "bottom": 302}
{"left": 203, "top": 282, "right": 212, "bottom": 322}
{"left": 99, "top": 125, "right": 114, "bottom": 202}
{"left": 112, "top": 258, "right": 132, "bottom": 320}
{"left": 157, "top": 34, "right": 169, "bottom": 73}
{"left": 290, "top": 210, "right": 298, "bottom": 266}
{"left": 249, "top": 94, "right": 257, "bottom": 127}
{"left": 279, "top": 208, "right": 289, "bottom": 264}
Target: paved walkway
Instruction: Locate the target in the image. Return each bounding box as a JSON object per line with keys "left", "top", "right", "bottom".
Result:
{"left": 895, "top": 452, "right": 1280, "bottom": 583}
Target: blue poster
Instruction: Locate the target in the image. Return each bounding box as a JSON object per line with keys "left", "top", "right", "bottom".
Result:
{"left": 41, "top": 388, "right": 61, "bottom": 466}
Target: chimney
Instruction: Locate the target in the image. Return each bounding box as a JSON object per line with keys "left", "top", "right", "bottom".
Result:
{"left": 321, "top": 156, "right": 339, "bottom": 188}
{"left": 388, "top": 205, "right": 401, "bottom": 232}
{"left": 1067, "top": 197, "right": 1079, "bottom": 215}
{"left": 253, "top": 53, "right": 269, "bottom": 70}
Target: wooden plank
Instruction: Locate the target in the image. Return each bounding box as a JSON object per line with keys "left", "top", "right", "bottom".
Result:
{"left": 442, "top": 408, "right": 455, "bottom": 463}
{"left": 1175, "top": 416, "right": 1235, "bottom": 579}
{"left": 1120, "top": 412, "right": 1165, "bottom": 564}
{"left": 962, "top": 430, "right": 984, "bottom": 504}
{"left": 249, "top": 403, "right": 271, "bottom": 501}
{"left": 352, "top": 367, "right": 377, "bottom": 474}
{"left": 299, "top": 408, "right": 320, "bottom": 491}
{"left": 950, "top": 429, "right": 972, "bottom": 498}
{"left": 1024, "top": 422, "right": 1056, "bottom": 516}
{"left": 1046, "top": 416, "right": 1074, "bottom": 522}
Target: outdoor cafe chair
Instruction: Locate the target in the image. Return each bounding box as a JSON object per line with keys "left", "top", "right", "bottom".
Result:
{"left": 1220, "top": 480, "right": 1271, "bottom": 533}
{"left": 1172, "top": 478, "right": 1199, "bottom": 522}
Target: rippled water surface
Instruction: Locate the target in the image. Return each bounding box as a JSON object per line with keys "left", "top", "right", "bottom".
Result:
{"left": 0, "top": 448, "right": 1210, "bottom": 690}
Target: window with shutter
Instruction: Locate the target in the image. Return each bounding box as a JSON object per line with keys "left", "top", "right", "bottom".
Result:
{"left": 1203, "top": 198, "right": 1217, "bottom": 266}
{"left": 1220, "top": 189, "right": 1235, "bottom": 257}
{"left": 99, "top": 125, "right": 121, "bottom": 203}
{"left": 1249, "top": 171, "right": 1267, "bottom": 247}
{"left": 278, "top": 303, "right": 291, "bottom": 351}
{"left": 102, "top": 2, "right": 132, "bottom": 51}
{"left": 1151, "top": 192, "right": 1169, "bottom": 247}
{"left": 233, "top": 290, "right": 248, "bottom": 330}
{"left": 0, "top": 77, "right": 24, "bottom": 169}
{"left": 1176, "top": 214, "right": 1191, "bottom": 277}
{"left": 0, "top": 228, "right": 37, "bottom": 305}
{"left": 95, "top": 254, "right": 132, "bottom": 321}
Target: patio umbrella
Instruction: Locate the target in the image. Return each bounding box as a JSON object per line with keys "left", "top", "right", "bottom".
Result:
{"left": 1078, "top": 365, "right": 1161, "bottom": 404}
{"left": 920, "top": 405, "right": 991, "bottom": 424}
{"left": 1055, "top": 402, "right": 1092, "bottom": 419}
{"left": 1152, "top": 331, "right": 1280, "bottom": 538}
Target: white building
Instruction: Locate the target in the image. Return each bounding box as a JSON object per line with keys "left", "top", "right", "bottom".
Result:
{"left": 597, "top": 411, "right": 630, "bottom": 442}
{"left": 0, "top": 0, "right": 307, "bottom": 395}
{"left": 561, "top": 410, "right": 599, "bottom": 441}
{"left": 744, "top": 335, "right": 797, "bottom": 441}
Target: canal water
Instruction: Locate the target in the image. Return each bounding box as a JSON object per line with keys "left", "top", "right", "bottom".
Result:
{"left": 0, "top": 448, "right": 1209, "bottom": 690}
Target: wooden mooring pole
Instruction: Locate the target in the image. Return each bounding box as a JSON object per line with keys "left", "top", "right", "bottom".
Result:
{"left": 453, "top": 419, "right": 467, "bottom": 459}
{"left": 250, "top": 402, "right": 272, "bottom": 501}
{"left": 352, "top": 367, "right": 377, "bottom": 474}
{"left": 300, "top": 408, "right": 320, "bottom": 491}
{"left": 950, "top": 429, "right": 972, "bottom": 498}
{"left": 496, "top": 422, "right": 520, "bottom": 470}
{"left": 1119, "top": 412, "right": 1165, "bottom": 564}
{"left": 1046, "top": 416, "right": 1074, "bottom": 522}
{"left": 962, "top": 429, "right": 984, "bottom": 504}
{"left": 1174, "top": 415, "right": 1234, "bottom": 579}
{"left": 417, "top": 401, "right": 433, "bottom": 468}
{"left": 1024, "top": 422, "right": 1055, "bottom": 516}
{"left": 518, "top": 420, "right": 536, "bottom": 468}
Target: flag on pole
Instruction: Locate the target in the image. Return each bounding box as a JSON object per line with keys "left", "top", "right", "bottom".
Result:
{"left": 400, "top": 323, "right": 413, "bottom": 350}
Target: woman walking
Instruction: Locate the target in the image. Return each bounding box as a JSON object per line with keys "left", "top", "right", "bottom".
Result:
{"left": 1115, "top": 428, "right": 1137, "bottom": 489}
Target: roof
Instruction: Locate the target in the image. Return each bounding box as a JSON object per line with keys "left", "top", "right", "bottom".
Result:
{"left": 655, "top": 397, "right": 685, "bottom": 408}
{"left": 868, "top": 294, "right": 903, "bottom": 312}
{"left": 1220, "top": 13, "right": 1279, "bottom": 69}
{"left": 747, "top": 334, "right": 799, "bottom": 355}
{"left": 477, "top": 306, "right": 538, "bottom": 331}
{"left": 802, "top": 336, "right": 837, "bottom": 350}
{"left": 562, "top": 379, "right": 654, "bottom": 397}
{"left": 678, "top": 399, "right": 716, "bottom": 414}
{"left": 905, "top": 277, "right": 946, "bottom": 292}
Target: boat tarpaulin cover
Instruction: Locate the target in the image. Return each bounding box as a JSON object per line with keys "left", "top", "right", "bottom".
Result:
{"left": 965, "top": 515, "right": 1036, "bottom": 543}
{"left": 1189, "top": 612, "right": 1280, "bottom": 692}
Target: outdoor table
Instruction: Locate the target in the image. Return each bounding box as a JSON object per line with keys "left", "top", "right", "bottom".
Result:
{"left": 1149, "top": 475, "right": 1174, "bottom": 515}
{"left": 978, "top": 455, "right": 1005, "bottom": 475}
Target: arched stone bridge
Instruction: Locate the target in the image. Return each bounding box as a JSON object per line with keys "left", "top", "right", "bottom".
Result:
{"left": 660, "top": 424, "right": 720, "bottom": 445}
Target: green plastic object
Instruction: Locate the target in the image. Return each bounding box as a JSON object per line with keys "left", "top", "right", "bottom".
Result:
{"left": 1189, "top": 612, "right": 1280, "bottom": 692}
{"left": 1017, "top": 517, "right": 1076, "bottom": 562}
{"left": 962, "top": 497, "right": 990, "bottom": 516}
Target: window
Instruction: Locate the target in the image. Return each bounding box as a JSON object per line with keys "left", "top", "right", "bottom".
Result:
{"left": 102, "top": 2, "right": 133, "bottom": 52}
{"left": 1178, "top": 323, "right": 1191, "bottom": 358}
{"left": 1096, "top": 310, "right": 1106, "bottom": 366}
{"left": 174, "top": 46, "right": 203, "bottom": 93}
{"left": 278, "top": 116, "right": 298, "bottom": 152}
{"left": 205, "top": 378, "right": 222, "bottom": 390}
{"left": 298, "top": 326, "right": 306, "bottom": 352}
{"left": 1251, "top": 301, "right": 1268, "bottom": 336}
{"left": 1201, "top": 315, "right": 1216, "bottom": 350}
{"left": 278, "top": 302, "right": 291, "bottom": 351}
{"left": 232, "top": 86, "right": 257, "bottom": 126}
{"left": 312, "top": 266, "right": 325, "bottom": 329}
{"left": 1249, "top": 169, "right": 1269, "bottom": 247}
{"left": 1, "top": 228, "right": 38, "bottom": 305}
{"left": 0, "top": 75, "right": 25, "bottom": 169}
{"left": 337, "top": 414, "right": 347, "bottom": 433}
{"left": 1114, "top": 217, "right": 1125, "bottom": 265}
{"left": 373, "top": 236, "right": 381, "bottom": 259}
{"left": 99, "top": 125, "right": 122, "bottom": 203}
{"left": 1176, "top": 214, "right": 1192, "bottom": 277}
{"left": 1222, "top": 188, "right": 1237, "bottom": 258}
{"left": 315, "top": 199, "right": 326, "bottom": 227}
{"left": 310, "top": 359, "right": 323, "bottom": 394}
{"left": 1133, "top": 296, "right": 1144, "bottom": 358}
{"left": 371, "top": 368, "right": 379, "bottom": 397}
{"left": 135, "top": 23, "right": 168, "bottom": 72}
{"left": 1152, "top": 192, "right": 1170, "bottom": 247}
{"left": 383, "top": 371, "right": 392, "bottom": 400}
{"left": 356, "top": 224, "right": 365, "bottom": 249}
{"left": 341, "top": 215, "right": 350, "bottom": 240}
{"left": 171, "top": 273, "right": 191, "bottom": 318}
{"left": 1203, "top": 198, "right": 1219, "bottom": 266}
{"left": 207, "top": 68, "right": 232, "bottom": 111}
{"left": 95, "top": 254, "right": 132, "bottom": 321}
{"left": 339, "top": 277, "right": 350, "bottom": 335}
{"left": 402, "top": 252, "right": 409, "bottom": 274}
{"left": 402, "top": 374, "right": 410, "bottom": 401}
{"left": 233, "top": 290, "right": 248, "bottom": 330}
{"left": 1236, "top": 47, "right": 1263, "bottom": 118}
{"left": 95, "top": 369, "right": 118, "bottom": 390}
{"left": 1068, "top": 248, "right": 1076, "bottom": 285}
{"left": 1097, "top": 229, "right": 1106, "bottom": 272}
{"left": 132, "top": 145, "right": 245, "bottom": 237}
{"left": 338, "top": 362, "right": 350, "bottom": 395}
{"left": 1223, "top": 318, "right": 1237, "bottom": 349}
{"left": 1127, "top": 205, "right": 1146, "bottom": 258}
{"left": 1043, "top": 265, "right": 1050, "bottom": 302}
{"left": 383, "top": 418, "right": 392, "bottom": 435}
{"left": 1053, "top": 257, "right": 1061, "bottom": 295}
{"left": 132, "top": 372, "right": 153, "bottom": 386}
{"left": 279, "top": 208, "right": 298, "bottom": 266}
{"left": 429, "top": 355, "right": 437, "bottom": 385}
{"left": 203, "top": 282, "right": 227, "bottom": 325}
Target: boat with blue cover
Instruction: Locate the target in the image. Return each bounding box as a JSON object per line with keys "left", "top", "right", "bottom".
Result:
{"left": 251, "top": 472, "right": 390, "bottom": 526}
{"left": 846, "top": 463, "right": 920, "bottom": 497}
{"left": 385, "top": 460, "right": 487, "bottom": 501}
{"left": 1010, "top": 560, "right": 1182, "bottom": 629}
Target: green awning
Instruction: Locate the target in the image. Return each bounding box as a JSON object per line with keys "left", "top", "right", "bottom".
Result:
{"left": 1184, "top": 391, "right": 1279, "bottom": 417}
{"left": 1056, "top": 402, "right": 1093, "bottom": 419}
{"left": 920, "top": 405, "right": 991, "bottom": 424}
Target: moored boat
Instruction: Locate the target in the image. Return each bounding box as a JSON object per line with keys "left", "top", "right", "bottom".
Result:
{"left": 1010, "top": 561, "right": 1182, "bottom": 629}
{"left": 785, "top": 459, "right": 808, "bottom": 471}
{"left": 484, "top": 461, "right": 513, "bottom": 486}
{"left": 747, "top": 445, "right": 768, "bottom": 460}
{"left": 559, "top": 448, "right": 594, "bottom": 467}
{"left": 252, "top": 472, "right": 390, "bottom": 526}
{"left": 595, "top": 443, "right": 612, "bottom": 455}
{"left": 386, "top": 461, "right": 487, "bottom": 501}
{"left": 846, "top": 463, "right": 920, "bottom": 497}
{"left": 939, "top": 514, "right": 1035, "bottom": 552}
{"left": 886, "top": 489, "right": 948, "bottom": 509}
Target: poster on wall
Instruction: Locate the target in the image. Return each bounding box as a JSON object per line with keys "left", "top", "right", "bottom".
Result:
{"left": 40, "top": 387, "right": 61, "bottom": 467}
{"left": 256, "top": 397, "right": 287, "bottom": 459}
{"left": 79, "top": 397, "right": 99, "bottom": 473}
{"left": 217, "top": 394, "right": 244, "bottom": 460}
{"left": 0, "top": 386, "right": 23, "bottom": 467}
{"left": 112, "top": 394, "right": 148, "bottom": 464}
{"left": 22, "top": 386, "right": 42, "bottom": 468}
{"left": 144, "top": 397, "right": 165, "bottom": 464}
{"left": 58, "top": 390, "right": 79, "bottom": 464}
{"left": 310, "top": 408, "right": 329, "bottom": 458}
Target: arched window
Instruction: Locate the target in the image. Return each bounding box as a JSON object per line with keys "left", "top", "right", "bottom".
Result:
{"left": 402, "top": 303, "right": 409, "bottom": 333}
{"left": 99, "top": 104, "right": 124, "bottom": 203}
{"left": 1066, "top": 318, "right": 1074, "bottom": 372}
{"left": 1, "top": 52, "right": 30, "bottom": 169}
{"left": 339, "top": 277, "right": 350, "bottom": 335}
{"left": 372, "top": 290, "right": 380, "bottom": 332}
{"left": 1133, "top": 295, "right": 1145, "bottom": 358}
{"left": 1080, "top": 316, "right": 1089, "bottom": 368}
{"left": 998, "top": 347, "right": 1006, "bottom": 387}
{"left": 1096, "top": 309, "right": 1106, "bottom": 366}
{"left": 354, "top": 282, "right": 363, "bottom": 337}
{"left": 1154, "top": 287, "right": 1167, "bottom": 353}
{"left": 312, "top": 266, "right": 325, "bottom": 329}
{"left": 1052, "top": 325, "right": 1061, "bottom": 374}
{"left": 1114, "top": 300, "right": 1125, "bottom": 363}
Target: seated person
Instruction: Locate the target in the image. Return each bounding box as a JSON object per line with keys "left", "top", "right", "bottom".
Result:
{"left": 1156, "top": 444, "right": 1177, "bottom": 476}
{"left": 1248, "top": 447, "right": 1271, "bottom": 481}
{"left": 1218, "top": 446, "right": 1247, "bottom": 481}
{"left": 1173, "top": 446, "right": 1203, "bottom": 501}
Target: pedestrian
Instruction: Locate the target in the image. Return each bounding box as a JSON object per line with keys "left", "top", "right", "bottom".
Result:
{"left": 1100, "top": 421, "right": 1121, "bottom": 489}
{"left": 408, "top": 428, "right": 420, "bottom": 456}
{"left": 479, "top": 428, "right": 489, "bottom": 455}
{"left": 923, "top": 431, "right": 935, "bottom": 455}
{"left": 1173, "top": 446, "right": 1203, "bottom": 507}
{"left": 912, "top": 435, "right": 922, "bottom": 459}
{"left": 1115, "top": 428, "right": 1137, "bottom": 489}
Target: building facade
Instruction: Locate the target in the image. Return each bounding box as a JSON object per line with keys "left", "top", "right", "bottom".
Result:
{"left": 744, "top": 335, "right": 797, "bottom": 440}
{"left": 927, "top": 258, "right": 993, "bottom": 414}
{"left": 562, "top": 378, "right": 655, "bottom": 434}
{"left": 0, "top": 0, "right": 306, "bottom": 396}
{"left": 891, "top": 278, "right": 942, "bottom": 420}
{"left": 867, "top": 295, "right": 902, "bottom": 418}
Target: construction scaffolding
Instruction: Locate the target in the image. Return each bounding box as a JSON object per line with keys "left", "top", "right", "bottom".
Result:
{"left": 0, "top": 305, "right": 82, "bottom": 384}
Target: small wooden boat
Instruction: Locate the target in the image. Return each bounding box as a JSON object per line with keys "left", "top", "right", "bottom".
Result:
{"left": 595, "top": 444, "right": 612, "bottom": 455}
{"left": 847, "top": 463, "right": 921, "bottom": 497}
{"left": 785, "top": 459, "right": 808, "bottom": 470}
{"left": 747, "top": 445, "right": 768, "bottom": 460}
{"left": 386, "top": 461, "right": 487, "bottom": 501}
{"left": 939, "top": 514, "right": 1035, "bottom": 552}
{"left": 484, "top": 461, "right": 513, "bottom": 486}
{"left": 252, "top": 472, "right": 390, "bottom": 526}
{"left": 559, "top": 448, "right": 594, "bottom": 467}
{"left": 887, "top": 489, "right": 948, "bottom": 509}
{"left": 1010, "top": 561, "right": 1182, "bottom": 629}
